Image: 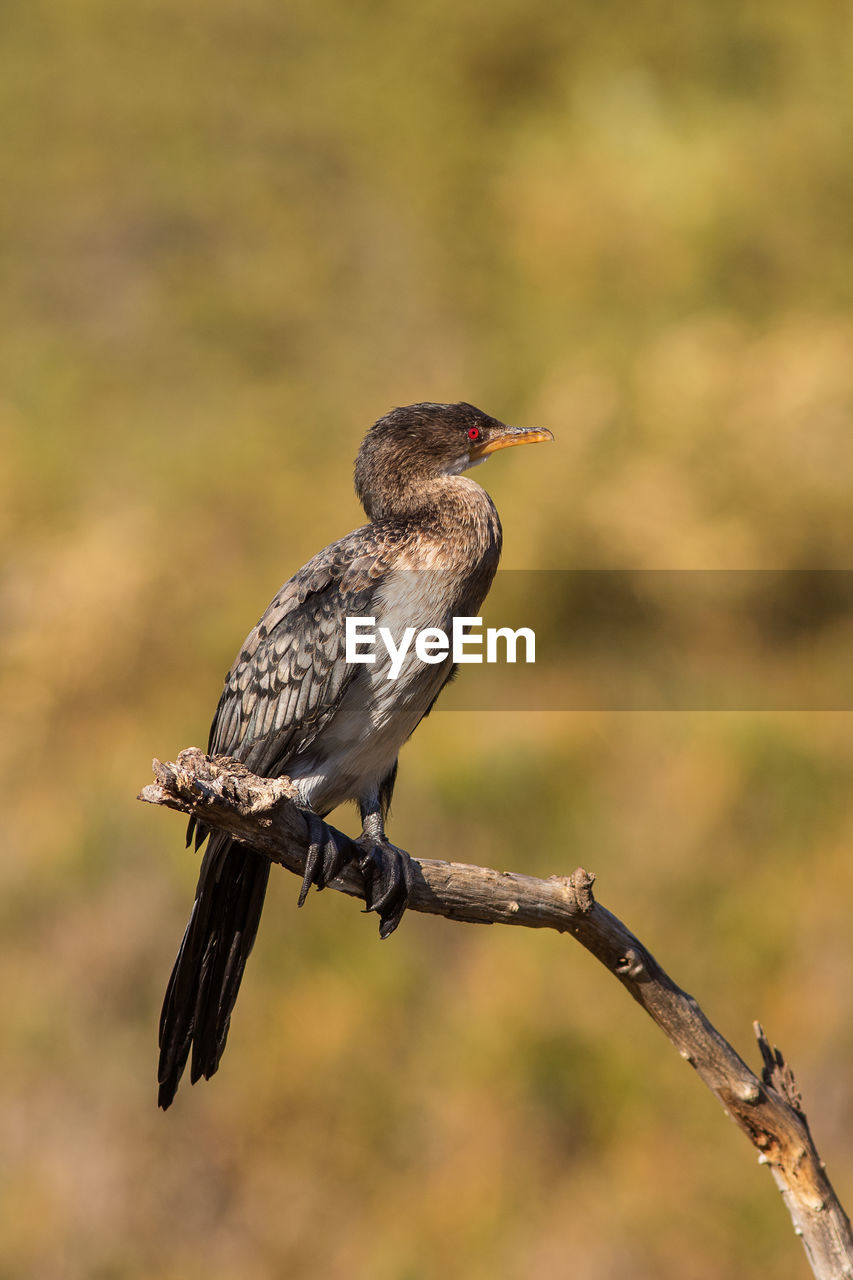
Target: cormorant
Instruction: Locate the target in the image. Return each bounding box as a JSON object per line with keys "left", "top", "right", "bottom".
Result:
{"left": 158, "top": 401, "right": 553, "bottom": 1108}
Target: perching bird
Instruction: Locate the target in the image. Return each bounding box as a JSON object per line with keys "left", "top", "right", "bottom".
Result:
{"left": 158, "top": 402, "right": 553, "bottom": 1108}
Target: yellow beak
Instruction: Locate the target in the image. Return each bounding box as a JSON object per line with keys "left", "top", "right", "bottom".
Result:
{"left": 469, "top": 426, "right": 554, "bottom": 460}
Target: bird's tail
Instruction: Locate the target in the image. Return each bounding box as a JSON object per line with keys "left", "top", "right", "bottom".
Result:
{"left": 157, "top": 830, "right": 271, "bottom": 1109}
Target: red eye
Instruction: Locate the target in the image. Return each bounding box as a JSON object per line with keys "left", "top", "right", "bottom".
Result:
{"left": 468, "top": 427, "right": 480, "bottom": 441}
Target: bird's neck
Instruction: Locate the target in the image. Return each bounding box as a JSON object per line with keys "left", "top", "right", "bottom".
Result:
{"left": 373, "top": 474, "right": 503, "bottom": 565}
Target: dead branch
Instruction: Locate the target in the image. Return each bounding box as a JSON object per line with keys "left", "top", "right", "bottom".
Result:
{"left": 141, "top": 747, "right": 853, "bottom": 1280}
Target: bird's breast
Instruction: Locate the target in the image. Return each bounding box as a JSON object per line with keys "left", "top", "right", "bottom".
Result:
{"left": 287, "top": 549, "right": 499, "bottom": 815}
{"left": 282, "top": 479, "right": 502, "bottom": 814}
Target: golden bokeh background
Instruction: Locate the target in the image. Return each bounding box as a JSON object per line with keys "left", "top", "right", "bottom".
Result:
{"left": 3, "top": 3, "right": 853, "bottom": 1276}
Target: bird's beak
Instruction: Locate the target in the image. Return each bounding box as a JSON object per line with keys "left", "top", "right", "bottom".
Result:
{"left": 469, "top": 425, "right": 554, "bottom": 459}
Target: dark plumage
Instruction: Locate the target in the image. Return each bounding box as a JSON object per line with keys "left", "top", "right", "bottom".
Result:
{"left": 158, "top": 401, "right": 553, "bottom": 1108}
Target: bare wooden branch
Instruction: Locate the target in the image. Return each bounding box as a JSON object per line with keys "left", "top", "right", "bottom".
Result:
{"left": 141, "top": 747, "right": 853, "bottom": 1280}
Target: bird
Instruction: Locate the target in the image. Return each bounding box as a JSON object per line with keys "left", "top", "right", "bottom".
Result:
{"left": 158, "top": 401, "right": 553, "bottom": 1108}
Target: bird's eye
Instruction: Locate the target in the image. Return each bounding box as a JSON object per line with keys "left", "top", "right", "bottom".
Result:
{"left": 468, "top": 427, "right": 481, "bottom": 441}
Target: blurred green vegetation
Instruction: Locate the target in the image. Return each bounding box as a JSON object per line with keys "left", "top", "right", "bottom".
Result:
{"left": 2, "top": 1, "right": 853, "bottom": 1276}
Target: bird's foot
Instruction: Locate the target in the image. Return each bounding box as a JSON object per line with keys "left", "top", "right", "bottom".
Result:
{"left": 297, "top": 811, "right": 353, "bottom": 907}
{"left": 297, "top": 810, "right": 413, "bottom": 938}
{"left": 354, "top": 835, "right": 414, "bottom": 939}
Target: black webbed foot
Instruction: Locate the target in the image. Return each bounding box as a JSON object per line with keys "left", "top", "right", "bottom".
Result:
{"left": 355, "top": 836, "right": 414, "bottom": 939}
{"left": 298, "top": 811, "right": 352, "bottom": 907}
{"left": 297, "top": 809, "right": 413, "bottom": 937}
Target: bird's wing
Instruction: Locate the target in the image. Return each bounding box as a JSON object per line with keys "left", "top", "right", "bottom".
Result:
{"left": 206, "top": 526, "right": 397, "bottom": 780}
{"left": 161, "top": 527, "right": 405, "bottom": 1105}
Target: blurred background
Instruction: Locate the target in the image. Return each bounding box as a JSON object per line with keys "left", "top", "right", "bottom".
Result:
{"left": 2, "top": 1, "right": 853, "bottom": 1276}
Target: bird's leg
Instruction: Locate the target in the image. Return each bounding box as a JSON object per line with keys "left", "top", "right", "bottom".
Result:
{"left": 355, "top": 798, "right": 414, "bottom": 939}
{"left": 297, "top": 809, "right": 353, "bottom": 908}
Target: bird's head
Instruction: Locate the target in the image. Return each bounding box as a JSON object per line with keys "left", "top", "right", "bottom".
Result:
{"left": 355, "top": 402, "right": 553, "bottom": 520}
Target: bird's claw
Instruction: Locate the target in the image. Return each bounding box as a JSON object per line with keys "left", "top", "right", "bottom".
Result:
{"left": 355, "top": 836, "right": 414, "bottom": 938}
{"left": 298, "top": 811, "right": 350, "bottom": 907}
{"left": 297, "top": 810, "right": 413, "bottom": 937}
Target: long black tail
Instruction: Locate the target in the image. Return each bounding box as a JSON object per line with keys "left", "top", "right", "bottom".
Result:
{"left": 158, "top": 830, "right": 271, "bottom": 1109}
